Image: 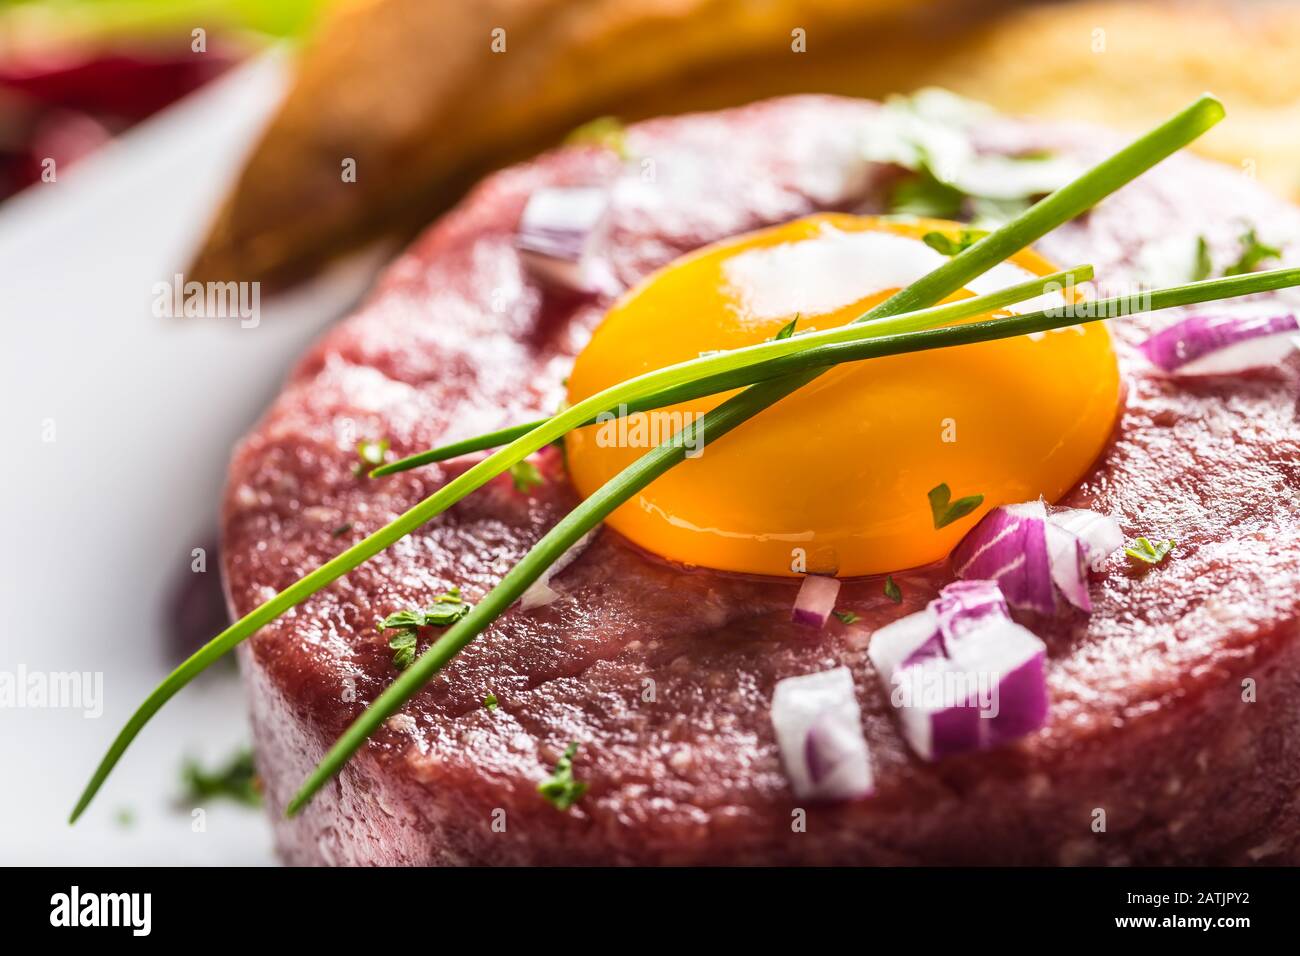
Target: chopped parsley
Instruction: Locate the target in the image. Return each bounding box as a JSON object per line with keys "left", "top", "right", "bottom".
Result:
{"left": 509, "top": 459, "right": 545, "bottom": 493}
{"left": 884, "top": 575, "right": 903, "bottom": 603}
{"left": 379, "top": 587, "right": 474, "bottom": 670}
{"left": 388, "top": 630, "right": 417, "bottom": 670}
{"left": 922, "top": 229, "right": 988, "bottom": 257}
{"left": 354, "top": 438, "right": 389, "bottom": 476}
{"left": 331, "top": 522, "right": 354, "bottom": 538}
{"left": 889, "top": 168, "right": 965, "bottom": 219}
{"left": 564, "top": 115, "right": 630, "bottom": 159}
{"left": 1125, "top": 536, "right": 1175, "bottom": 566}
{"left": 483, "top": 692, "right": 499, "bottom": 711}
{"left": 538, "top": 742, "right": 587, "bottom": 811}
{"left": 928, "top": 483, "right": 984, "bottom": 530}
{"left": 1192, "top": 235, "right": 1213, "bottom": 281}
{"left": 180, "top": 748, "right": 262, "bottom": 808}
{"left": 832, "top": 610, "right": 860, "bottom": 625}
{"left": 1224, "top": 228, "right": 1282, "bottom": 276}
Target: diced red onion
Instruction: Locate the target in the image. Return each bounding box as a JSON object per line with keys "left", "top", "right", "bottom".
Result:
{"left": 1139, "top": 313, "right": 1299, "bottom": 376}
{"left": 520, "top": 528, "right": 599, "bottom": 611}
{"left": 1049, "top": 506, "right": 1125, "bottom": 572}
{"left": 771, "top": 667, "right": 873, "bottom": 800}
{"left": 868, "top": 580, "right": 1048, "bottom": 761}
{"left": 516, "top": 186, "right": 622, "bottom": 296}
{"left": 951, "top": 501, "right": 1122, "bottom": 614}
{"left": 791, "top": 574, "right": 841, "bottom": 629}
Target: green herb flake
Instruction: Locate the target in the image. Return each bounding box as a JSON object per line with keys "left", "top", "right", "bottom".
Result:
{"left": 388, "top": 630, "right": 417, "bottom": 671}
{"left": 331, "top": 522, "right": 354, "bottom": 538}
{"left": 1192, "top": 235, "right": 1212, "bottom": 281}
{"left": 922, "top": 229, "right": 988, "bottom": 257}
{"left": 888, "top": 170, "right": 965, "bottom": 219}
{"left": 538, "top": 742, "right": 588, "bottom": 811}
{"left": 114, "top": 807, "right": 135, "bottom": 828}
{"left": 483, "top": 692, "right": 499, "bottom": 712}
{"left": 1125, "top": 536, "right": 1175, "bottom": 566}
{"left": 181, "top": 748, "right": 262, "bottom": 808}
{"left": 354, "top": 438, "right": 389, "bottom": 475}
{"left": 1223, "top": 228, "right": 1282, "bottom": 276}
{"left": 509, "top": 459, "right": 545, "bottom": 494}
{"left": 884, "top": 575, "right": 903, "bottom": 604}
{"left": 832, "top": 610, "right": 860, "bottom": 625}
{"left": 773, "top": 315, "right": 799, "bottom": 341}
{"left": 564, "top": 116, "right": 630, "bottom": 159}
{"left": 928, "top": 483, "right": 985, "bottom": 530}
{"left": 378, "top": 609, "right": 425, "bottom": 631}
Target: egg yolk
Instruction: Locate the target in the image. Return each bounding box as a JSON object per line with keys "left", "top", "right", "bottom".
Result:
{"left": 564, "top": 214, "right": 1121, "bottom": 577}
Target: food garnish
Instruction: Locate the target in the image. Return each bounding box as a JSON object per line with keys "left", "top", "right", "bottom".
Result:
{"left": 833, "top": 610, "right": 861, "bottom": 625}
{"left": 951, "top": 501, "right": 1123, "bottom": 614}
{"left": 76, "top": 95, "right": 1300, "bottom": 825}
{"left": 771, "top": 667, "right": 873, "bottom": 800}
{"left": 379, "top": 588, "right": 473, "bottom": 670}
{"left": 884, "top": 576, "right": 903, "bottom": 604}
{"left": 922, "top": 229, "right": 988, "bottom": 256}
{"left": 509, "top": 459, "right": 544, "bottom": 493}
{"left": 180, "top": 748, "right": 261, "bottom": 808}
{"left": 1224, "top": 228, "right": 1282, "bottom": 276}
{"left": 354, "top": 438, "right": 388, "bottom": 475}
{"left": 515, "top": 186, "right": 619, "bottom": 296}
{"left": 1192, "top": 235, "right": 1213, "bottom": 281}
{"left": 537, "top": 742, "right": 587, "bottom": 811}
{"left": 483, "top": 692, "right": 498, "bottom": 711}
{"left": 564, "top": 115, "right": 629, "bottom": 159}
{"left": 792, "top": 575, "right": 842, "bottom": 629}
{"left": 1139, "top": 312, "right": 1299, "bottom": 375}
{"left": 869, "top": 580, "right": 1047, "bottom": 760}
{"left": 1125, "top": 537, "right": 1176, "bottom": 566}
{"left": 927, "top": 483, "right": 985, "bottom": 530}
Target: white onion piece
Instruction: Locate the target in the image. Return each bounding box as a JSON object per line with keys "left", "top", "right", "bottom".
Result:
{"left": 519, "top": 527, "right": 599, "bottom": 611}
{"left": 771, "top": 667, "right": 873, "bottom": 800}
{"left": 1139, "top": 313, "right": 1299, "bottom": 376}
{"left": 791, "top": 574, "right": 841, "bottom": 629}
{"left": 515, "top": 186, "right": 622, "bottom": 296}
{"left": 1049, "top": 507, "right": 1125, "bottom": 572}
{"left": 951, "top": 501, "right": 1122, "bottom": 614}
{"left": 868, "top": 581, "right": 1048, "bottom": 761}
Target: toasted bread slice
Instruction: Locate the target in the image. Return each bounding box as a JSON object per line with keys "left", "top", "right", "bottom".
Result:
{"left": 190, "top": 0, "right": 1300, "bottom": 288}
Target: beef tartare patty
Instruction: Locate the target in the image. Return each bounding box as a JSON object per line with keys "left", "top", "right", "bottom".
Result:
{"left": 222, "top": 96, "right": 1300, "bottom": 865}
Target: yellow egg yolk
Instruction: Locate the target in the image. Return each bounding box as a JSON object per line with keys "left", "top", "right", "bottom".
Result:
{"left": 564, "top": 214, "right": 1121, "bottom": 577}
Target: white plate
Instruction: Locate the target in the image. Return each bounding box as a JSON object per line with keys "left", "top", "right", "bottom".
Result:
{"left": 0, "top": 49, "right": 385, "bottom": 865}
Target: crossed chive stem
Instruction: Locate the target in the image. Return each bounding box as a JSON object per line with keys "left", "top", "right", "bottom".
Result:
{"left": 68, "top": 94, "right": 1298, "bottom": 824}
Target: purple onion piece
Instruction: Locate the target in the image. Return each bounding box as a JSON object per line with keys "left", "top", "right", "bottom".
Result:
{"left": 1139, "top": 313, "right": 1299, "bottom": 376}
{"left": 515, "top": 186, "right": 622, "bottom": 296}
{"left": 791, "top": 574, "right": 841, "bottom": 629}
{"left": 950, "top": 501, "right": 1055, "bottom": 614}
{"left": 868, "top": 580, "right": 1050, "bottom": 762}
{"left": 951, "top": 501, "right": 1123, "bottom": 614}
{"left": 770, "top": 667, "right": 874, "bottom": 800}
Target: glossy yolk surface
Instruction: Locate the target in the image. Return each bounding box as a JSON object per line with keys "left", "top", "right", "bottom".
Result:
{"left": 564, "top": 214, "right": 1121, "bottom": 577}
